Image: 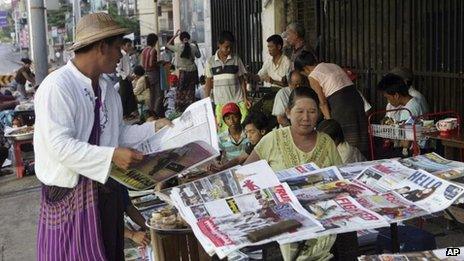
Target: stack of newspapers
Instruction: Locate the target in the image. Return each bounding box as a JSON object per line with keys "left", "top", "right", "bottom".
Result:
{"left": 166, "top": 154, "right": 464, "bottom": 258}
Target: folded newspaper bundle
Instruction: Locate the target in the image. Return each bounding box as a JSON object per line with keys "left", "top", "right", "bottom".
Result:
{"left": 164, "top": 153, "right": 464, "bottom": 258}
{"left": 110, "top": 98, "right": 220, "bottom": 190}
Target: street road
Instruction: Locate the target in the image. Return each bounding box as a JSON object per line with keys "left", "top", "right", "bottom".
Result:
{"left": 0, "top": 43, "right": 21, "bottom": 75}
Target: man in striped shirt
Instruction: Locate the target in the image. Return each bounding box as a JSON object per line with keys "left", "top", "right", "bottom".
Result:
{"left": 205, "top": 31, "right": 251, "bottom": 132}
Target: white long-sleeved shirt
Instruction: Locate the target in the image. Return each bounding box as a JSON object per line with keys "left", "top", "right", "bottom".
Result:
{"left": 34, "top": 61, "right": 155, "bottom": 188}
{"left": 116, "top": 49, "right": 131, "bottom": 80}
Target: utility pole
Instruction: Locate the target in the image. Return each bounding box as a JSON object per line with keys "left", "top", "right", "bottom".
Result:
{"left": 27, "top": 0, "right": 48, "bottom": 85}
{"left": 72, "top": 0, "right": 81, "bottom": 41}
{"left": 13, "top": 9, "right": 21, "bottom": 57}
{"left": 153, "top": 0, "right": 159, "bottom": 57}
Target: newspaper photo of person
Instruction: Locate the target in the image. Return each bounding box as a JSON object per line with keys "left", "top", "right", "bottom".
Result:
{"left": 176, "top": 184, "right": 323, "bottom": 258}
{"left": 300, "top": 196, "right": 389, "bottom": 236}
{"left": 399, "top": 187, "right": 436, "bottom": 202}
{"left": 390, "top": 169, "right": 464, "bottom": 212}
{"left": 356, "top": 192, "right": 429, "bottom": 222}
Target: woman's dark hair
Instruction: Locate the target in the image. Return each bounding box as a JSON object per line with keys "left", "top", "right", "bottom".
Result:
{"left": 122, "top": 38, "right": 132, "bottom": 46}
{"left": 133, "top": 65, "right": 145, "bottom": 76}
{"left": 288, "top": 87, "right": 320, "bottom": 109}
{"left": 242, "top": 111, "right": 270, "bottom": 132}
{"left": 179, "top": 31, "right": 191, "bottom": 41}
{"left": 74, "top": 34, "right": 124, "bottom": 54}
{"left": 377, "top": 73, "right": 409, "bottom": 96}
{"left": 199, "top": 75, "right": 206, "bottom": 85}
{"left": 218, "top": 31, "right": 235, "bottom": 44}
{"left": 179, "top": 31, "right": 192, "bottom": 59}
{"left": 147, "top": 33, "right": 159, "bottom": 46}
{"left": 294, "top": 51, "right": 318, "bottom": 71}
{"left": 267, "top": 34, "right": 284, "bottom": 49}
{"left": 316, "top": 119, "right": 345, "bottom": 144}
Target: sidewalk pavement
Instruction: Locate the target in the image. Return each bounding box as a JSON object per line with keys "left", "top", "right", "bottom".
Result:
{"left": 0, "top": 173, "right": 40, "bottom": 261}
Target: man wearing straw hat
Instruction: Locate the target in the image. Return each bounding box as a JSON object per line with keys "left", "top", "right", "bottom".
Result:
{"left": 34, "top": 13, "right": 171, "bottom": 260}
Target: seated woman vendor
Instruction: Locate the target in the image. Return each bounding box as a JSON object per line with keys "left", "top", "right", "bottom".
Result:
{"left": 245, "top": 87, "right": 357, "bottom": 260}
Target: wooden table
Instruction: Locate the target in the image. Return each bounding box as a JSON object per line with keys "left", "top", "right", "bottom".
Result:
{"left": 425, "top": 131, "right": 464, "bottom": 161}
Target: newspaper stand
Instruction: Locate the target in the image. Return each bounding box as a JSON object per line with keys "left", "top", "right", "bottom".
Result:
{"left": 368, "top": 108, "right": 422, "bottom": 160}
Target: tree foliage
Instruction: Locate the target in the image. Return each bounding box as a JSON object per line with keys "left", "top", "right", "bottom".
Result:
{"left": 47, "top": 5, "right": 71, "bottom": 28}
{"left": 107, "top": 3, "right": 139, "bottom": 35}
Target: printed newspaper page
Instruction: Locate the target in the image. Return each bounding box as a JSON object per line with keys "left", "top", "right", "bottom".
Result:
{"left": 282, "top": 195, "right": 389, "bottom": 241}
{"left": 400, "top": 152, "right": 464, "bottom": 180}
{"left": 276, "top": 163, "right": 319, "bottom": 181}
{"left": 390, "top": 169, "right": 464, "bottom": 212}
{"left": 137, "top": 97, "right": 219, "bottom": 155}
{"left": 293, "top": 180, "right": 377, "bottom": 206}
{"left": 282, "top": 166, "right": 345, "bottom": 186}
{"left": 354, "top": 161, "right": 418, "bottom": 193}
{"left": 338, "top": 158, "right": 400, "bottom": 180}
{"left": 166, "top": 160, "right": 280, "bottom": 208}
{"left": 281, "top": 166, "right": 376, "bottom": 204}
{"left": 111, "top": 140, "right": 219, "bottom": 190}
{"left": 355, "top": 163, "right": 464, "bottom": 213}
{"left": 172, "top": 183, "right": 323, "bottom": 258}
{"left": 356, "top": 192, "right": 429, "bottom": 223}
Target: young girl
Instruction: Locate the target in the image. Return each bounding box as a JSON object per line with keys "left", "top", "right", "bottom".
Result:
{"left": 317, "top": 119, "right": 366, "bottom": 163}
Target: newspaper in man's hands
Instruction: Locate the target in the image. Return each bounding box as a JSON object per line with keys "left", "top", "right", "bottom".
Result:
{"left": 111, "top": 98, "right": 220, "bottom": 190}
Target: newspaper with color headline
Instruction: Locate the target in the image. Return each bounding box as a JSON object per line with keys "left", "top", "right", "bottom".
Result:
{"left": 111, "top": 98, "right": 220, "bottom": 190}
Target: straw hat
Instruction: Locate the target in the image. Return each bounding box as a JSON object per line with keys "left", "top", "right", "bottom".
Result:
{"left": 68, "top": 12, "right": 130, "bottom": 51}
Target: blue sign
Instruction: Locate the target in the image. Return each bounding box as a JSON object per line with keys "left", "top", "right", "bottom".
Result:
{"left": 0, "top": 11, "right": 7, "bottom": 19}
{"left": 0, "top": 18, "right": 7, "bottom": 27}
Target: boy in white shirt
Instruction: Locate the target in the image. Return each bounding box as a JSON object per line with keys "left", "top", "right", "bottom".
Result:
{"left": 385, "top": 67, "right": 428, "bottom": 119}
{"left": 377, "top": 73, "right": 427, "bottom": 155}
{"left": 378, "top": 73, "right": 426, "bottom": 122}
